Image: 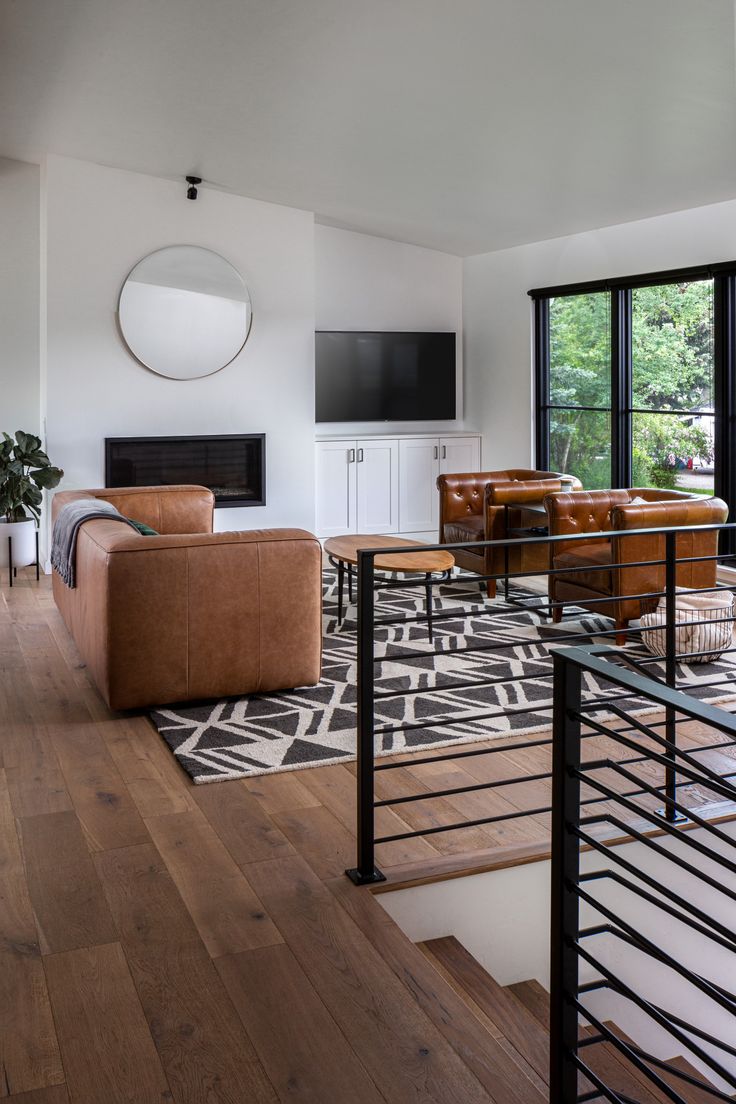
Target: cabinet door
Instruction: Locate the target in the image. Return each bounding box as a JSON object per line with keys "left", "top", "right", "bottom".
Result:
{"left": 355, "top": 439, "right": 399, "bottom": 534}
{"left": 398, "top": 438, "right": 440, "bottom": 533}
{"left": 315, "top": 441, "right": 356, "bottom": 537}
{"left": 440, "top": 436, "right": 481, "bottom": 476}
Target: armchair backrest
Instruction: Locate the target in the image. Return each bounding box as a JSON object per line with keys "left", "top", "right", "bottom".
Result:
{"left": 545, "top": 489, "right": 631, "bottom": 556}
{"left": 52, "top": 485, "right": 215, "bottom": 535}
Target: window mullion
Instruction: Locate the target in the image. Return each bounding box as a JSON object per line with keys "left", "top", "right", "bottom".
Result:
{"left": 611, "top": 288, "right": 631, "bottom": 488}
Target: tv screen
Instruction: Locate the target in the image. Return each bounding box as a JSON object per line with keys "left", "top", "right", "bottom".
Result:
{"left": 315, "top": 331, "right": 456, "bottom": 422}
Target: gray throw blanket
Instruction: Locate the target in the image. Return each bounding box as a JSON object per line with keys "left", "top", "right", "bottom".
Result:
{"left": 51, "top": 499, "right": 140, "bottom": 588}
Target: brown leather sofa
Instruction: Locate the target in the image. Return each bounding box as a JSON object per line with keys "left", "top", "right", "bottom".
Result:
{"left": 544, "top": 487, "right": 729, "bottom": 640}
{"left": 51, "top": 485, "right": 322, "bottom": 710}
{"left": 437, "top": 469, "right": 581, "bottom": 596}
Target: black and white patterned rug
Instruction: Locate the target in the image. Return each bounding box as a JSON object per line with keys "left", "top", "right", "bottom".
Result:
{"left": 149, "top": 571, "right": 736, "bottom": 783}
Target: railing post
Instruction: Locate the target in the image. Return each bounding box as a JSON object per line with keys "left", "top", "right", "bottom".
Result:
{"left": 346, "top": 549, "right": 386, "bottom": 886}
{"left": 663, "top": 530, "right": 682, "bottom": 823}
{"left": 550, "top": 651, "right": 582, "bottom": 1104}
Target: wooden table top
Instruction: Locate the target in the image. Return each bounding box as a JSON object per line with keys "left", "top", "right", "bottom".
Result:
{"left": 324, "top": 534, "right": 455, "bottom": 574}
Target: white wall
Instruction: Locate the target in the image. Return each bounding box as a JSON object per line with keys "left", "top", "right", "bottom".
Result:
{"left": 0, "top": 158, "right": 40, "bottom": 436}
{"left": 43, "top": 155, "right": 315, "bottom": 533}
{"left": 464, "top": 197, "right": 736, "bottom": 471}
{"left": 315, "top": 225, "right": 465, "bottom": 435}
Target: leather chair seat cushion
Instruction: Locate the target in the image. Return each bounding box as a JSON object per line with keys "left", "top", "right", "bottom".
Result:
{"left": 554, "top": 541, "right": 613, "bottom": 594}
{"left": 444, "top": 515, "right": 485, "bottom": 544}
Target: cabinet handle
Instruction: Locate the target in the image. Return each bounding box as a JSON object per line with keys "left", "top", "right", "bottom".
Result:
{"left": 433, "top": 445, "right": 438, "bottom": 460}
{"left": 348, "top": 448, "right": 355, "bottom": 463}
{"left": 442, "top": 445, "right": 447, "bottom": 460}
{"left": 357, "top": 448, "right": 364, "bottom": 463}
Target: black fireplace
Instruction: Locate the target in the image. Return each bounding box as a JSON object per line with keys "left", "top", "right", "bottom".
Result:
{"left": 105, "top": 434, "right": 266, "bottom": 508}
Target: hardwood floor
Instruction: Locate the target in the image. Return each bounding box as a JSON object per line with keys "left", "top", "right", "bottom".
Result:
{"left": 2, "top": 570, "right": 735, "bottom": 1102}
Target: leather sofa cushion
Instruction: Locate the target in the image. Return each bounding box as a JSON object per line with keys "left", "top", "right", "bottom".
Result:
{"left": 444, "top": 515, "right": 485, "bottom": 544}
{"left": 554, "top": 541, "right": 612, "bottom": 594}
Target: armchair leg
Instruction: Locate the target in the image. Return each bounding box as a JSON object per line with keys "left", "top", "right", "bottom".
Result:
{"left": 615, "top": 619, "right": 628, "bottom": 646}
{"left": 552, "top": 605, "right": 562, "bottom": 624}
{"left": 486, "top": 579, "right": 496, "bottom": 599}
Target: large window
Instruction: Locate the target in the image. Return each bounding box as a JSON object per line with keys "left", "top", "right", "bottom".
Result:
{"left": 548, "top": 293, "right": 611, "bottom": 489}
{"left": 533, "top": 263, "right": 735, "bottom": 516}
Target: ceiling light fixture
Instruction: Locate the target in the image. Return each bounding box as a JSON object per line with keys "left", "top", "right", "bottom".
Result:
{"left": 186, "top": 175, "right": 202, "bottom": 200}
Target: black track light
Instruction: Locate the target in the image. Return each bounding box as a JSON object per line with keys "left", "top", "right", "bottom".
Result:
{"left": 186, "top": 175, "right": 202, "bottom": 200}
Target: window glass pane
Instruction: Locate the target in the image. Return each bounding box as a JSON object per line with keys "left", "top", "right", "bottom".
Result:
{"left": 549, "top": 409, "right": 611, "bottom": 489}
{"left": 632, "top": 412, "right": 714, "bottom": 494}
{"left": 549, "top": 293, "right": 610, "bottom": 408}
{"left": 632, "top": 280, "right": 714, "bottom": 411}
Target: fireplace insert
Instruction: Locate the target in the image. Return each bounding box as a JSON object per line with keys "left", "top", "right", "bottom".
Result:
{"left": 105, "top": 434, "right": 265, "bottom": 508}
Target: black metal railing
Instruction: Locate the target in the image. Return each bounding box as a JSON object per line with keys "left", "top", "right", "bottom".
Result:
{"left": 344, "top": 521, "right": 736, "bottom": 885}
{"left": 550, "top": 644, "right": 736, "bottom": 1104}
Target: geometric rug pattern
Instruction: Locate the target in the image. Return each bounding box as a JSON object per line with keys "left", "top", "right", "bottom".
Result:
{"left": 149, "top": 570, "right": 736, "bottom": 783}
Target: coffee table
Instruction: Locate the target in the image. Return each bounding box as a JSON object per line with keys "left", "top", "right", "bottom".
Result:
{"left": 324, "top": 534, "right": 455, "bottom": 642}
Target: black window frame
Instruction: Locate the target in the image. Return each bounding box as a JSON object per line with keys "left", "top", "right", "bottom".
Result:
{"left": 530, "top": 260, "right": 736, "bottom": 523}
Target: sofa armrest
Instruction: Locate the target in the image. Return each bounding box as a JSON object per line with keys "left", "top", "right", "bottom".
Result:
{"left": 487, "top": 479, "right": 563, "bottom": 506}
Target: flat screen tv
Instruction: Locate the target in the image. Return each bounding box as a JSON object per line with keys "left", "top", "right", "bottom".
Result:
{"left": 315, "top": 331, "right": 456, "bottom": 422}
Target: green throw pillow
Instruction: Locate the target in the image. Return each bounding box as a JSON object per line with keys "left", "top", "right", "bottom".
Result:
{"left": 127, "top": 518, "right": 159, "bottom": 536}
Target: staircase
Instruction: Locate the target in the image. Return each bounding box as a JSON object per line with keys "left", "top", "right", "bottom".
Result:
{"left": 419, "top": 935, "right": 728, "bottom": 1104}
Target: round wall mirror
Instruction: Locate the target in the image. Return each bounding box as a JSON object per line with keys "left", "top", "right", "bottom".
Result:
{"left": 118, "top": 245, "right": 252, "bottom": 379}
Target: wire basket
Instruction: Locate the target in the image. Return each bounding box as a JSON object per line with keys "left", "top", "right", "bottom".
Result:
{"left": 640, "top": 590, "right": 735, "bottom": 663}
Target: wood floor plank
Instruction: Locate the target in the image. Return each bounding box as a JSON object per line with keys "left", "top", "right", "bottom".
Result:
{"left": 18, "top": 811, "right": 118, "bottom": 955}
{"left": 329, "top": 877, "right": 547, "bottom": 1104}
{"left": 44, "top": 942, "right": 172, "bottom": 1104}
{"left": 94, "top": 843, "right": 279, "bottom": 1104}
{"left": 100, "top": 717, "right": 193, "bottom": 819}
{"left": 3, "top": 725, "right": 72, "bottom": 820}
{"left": 6, "top": 1086, "right": 69, "bottom": 1103}
{"left": 245, "top": 854, "right": 494, "bottom": 1104}
{"left": 244, "top": 773, "right": 322, "bottom": 815}
{"left": 297, "top": 763, "right": 441, "bottom": 867}
{"left": 216, "top": 944, "right": 385, "bottom": 1104}
{"left": 0, "top": 774, "right": 65, "bottom": 1098}
{"left": 48, "top": 725, "right": 150, "bottom": 852}
{"left": 191, "top": 779, "right": 295, "bottom": 865}
{"left": 271, "top": 803, "right": 357, "bottom": 881}
{"left": 145, "top": 810, "right": 283, "bottom": 957}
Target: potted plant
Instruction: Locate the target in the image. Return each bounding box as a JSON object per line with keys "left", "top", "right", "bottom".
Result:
{"left": 0, "top": 431, "right": 63, "bottom": 569}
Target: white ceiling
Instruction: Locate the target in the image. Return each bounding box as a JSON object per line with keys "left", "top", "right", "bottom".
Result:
{"left": 1, "top": 0, "right": 735, "bottom": 256}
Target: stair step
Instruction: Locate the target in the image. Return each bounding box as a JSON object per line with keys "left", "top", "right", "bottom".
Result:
{"left": 422, "top": 937, "right": 550, "bottom": 1083}
{"left": 578, "top": 1026, "right": 671, "bottom": 1104}
{"left": 508, "top": 979, "right": 550, "bottom": 1031}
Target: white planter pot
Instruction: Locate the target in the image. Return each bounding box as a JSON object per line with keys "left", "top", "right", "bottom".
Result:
{"left": 0, "top": 518, "right": 37, "bottom": 569}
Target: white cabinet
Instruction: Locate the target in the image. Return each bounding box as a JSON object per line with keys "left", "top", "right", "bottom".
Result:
{"left": 316, "top": 433, "right": 481, "bottom": 537}
{"left": 399, "top": 438, "right": 440, "bottom": 533}
{"left": 315, "top": 438, "right": 399, "bottom": 537}
{"left": 440, "top": 435, "right": 481, "bottom": 476}
{"left": 315, "top": 441, "right": 356, "bottom": 537}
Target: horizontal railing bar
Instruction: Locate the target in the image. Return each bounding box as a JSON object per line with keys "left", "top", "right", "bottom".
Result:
{"left": 584, "top": 759, "right": 736, "bottom": 837}
{"left": 613, "top": 1037, "right": 736, "bottom": 1103}
{"left": 373, "top": 802, "right": 553, "bottom": 844}
{"left": 576, "top": 847, "right": 736, "bottom": 950}
{"left": 373, "top": 668, "right": 555, "bottom": 701}
{"left": 579, "top": 816, "right": 736, "bottom": 901}
{"left": 572, "top": 1002, "right": 693, "bottom": 1104}
{"left": 352, "top": 520, "right": 736, "bottom": 559}
{"left": 573, "top": 943, "right": 736, "bottom": 1089}
{"left": 574, "top": 716, "right": 736, "bottom": 804}
{"left": 574, "top": 893, "right": 736, "bottom": 1012}
{"left": 373, "top": 734, "right": 554, "bottom": 770}
{"left": 580, "top": 703, "right": 736, "bottom": 784}
{"left": 373, "top": 769, "right": 553, "bottom": 807}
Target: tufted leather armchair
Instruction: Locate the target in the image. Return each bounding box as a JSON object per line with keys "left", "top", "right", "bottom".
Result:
{"left": 437, "top": 469, "right": 581, "bottom": 596}
{"left": 544, "top": 488, "right": 729, "bottom": 641}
